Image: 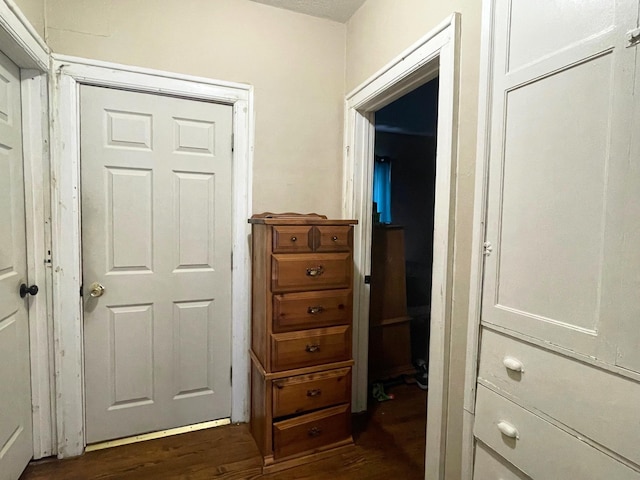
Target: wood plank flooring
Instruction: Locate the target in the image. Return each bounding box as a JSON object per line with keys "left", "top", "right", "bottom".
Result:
{"left": 20, "top": 383, "right": 427, "bottom": 479}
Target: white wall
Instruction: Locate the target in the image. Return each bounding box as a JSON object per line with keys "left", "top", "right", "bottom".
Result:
{"left": 346, "top": 1, "right": 482, "bottom": 477}
{"left": 42, "top": 0, "right": 347, "bottom": 217}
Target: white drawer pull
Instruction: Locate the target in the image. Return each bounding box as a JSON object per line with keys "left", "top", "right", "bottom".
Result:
{"left": 503, "top": 356, "right": 524, "bottom": 373}
{"left": 497, "top": 421, "right": 519, "bottom": 439}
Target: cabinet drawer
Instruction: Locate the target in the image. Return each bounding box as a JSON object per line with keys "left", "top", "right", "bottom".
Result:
{"left": 315, "top": 226, "right": 351, "bottom": 252}
{"left": 479, "top": 328, "right": 640, "bottom": 466}
{"left": 273, "top": 367, "right": 351, "bottom": 418}
{"left": 473, "top": 443, "right": 528, "bottom": 480}
{"left": 271, "top": 325, "right": 350, "bottom": 372}
{"left": 272, "top": 253, "right": 351, "bottom": 293}
{"left": 273, "top": 290, "right": 351, "bottom": 332}
{"left": 474, "top": 385, "right": 640, "bottom": 480}
{"left": 272, "top": 226, "right": 313, "bottom": 253}
{"left": 273, "top": 403, "right": 351, "bottom": 460}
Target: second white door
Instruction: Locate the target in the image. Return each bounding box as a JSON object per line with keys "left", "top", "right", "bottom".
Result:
{"left": 81, "top": 85, "right": 233, "bottom": 443}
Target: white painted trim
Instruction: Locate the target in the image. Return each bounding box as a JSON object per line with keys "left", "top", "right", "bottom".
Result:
{"left": 343, "top": 14, "right": 460, "bottom": 480}
{"left": 50, "top": 55, "right": 254, "bottom": 457}
{"left": 462, "top": 0, "right": 497, "bottom": 476}
{"left": 22, "top": 70, "right": 55, "bottom": 460}
{"left": 460, "top": 409, "right": 475, "bottom": 480}
{"left": 0, "top": 0, "right": 48, "bottom": 69}
{"left": 0, "top": 0, "right": 53, "bottom": 461}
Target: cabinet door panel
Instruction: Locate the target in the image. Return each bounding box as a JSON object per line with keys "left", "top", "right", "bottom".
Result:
{"left": 481, "top": 0, "right": 638, "bottom": 363}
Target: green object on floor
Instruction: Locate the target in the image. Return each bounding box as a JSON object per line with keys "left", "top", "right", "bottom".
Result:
{"left": 371, "top": 382, "right": 394, "bottom": 402}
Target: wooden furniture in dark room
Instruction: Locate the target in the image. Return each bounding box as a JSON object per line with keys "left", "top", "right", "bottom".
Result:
{"left": 368, "top": 224, "right": 414, "bottom": 383}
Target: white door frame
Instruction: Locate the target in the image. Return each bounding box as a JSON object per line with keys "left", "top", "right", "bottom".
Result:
{"left": 0, "top": 0, "right": 55, "bottom": 461}
{"left": 50, "top": 54, "right": 254, "bottom": 457}
{"left": 343, "top": 14, "right": 460, "bottom": 480}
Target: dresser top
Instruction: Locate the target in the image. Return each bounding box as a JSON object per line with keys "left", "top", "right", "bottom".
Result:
{"left": 249, "top": 212, "right": 358, "bottom": 226}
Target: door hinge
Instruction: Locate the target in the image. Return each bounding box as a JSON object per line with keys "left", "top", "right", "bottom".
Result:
{"left": 483, "top": 242, "right": 493, "bottom": 256}
{"left": 230, "top": 366, "right": 233, "bottom": 385}
{"left": 230, "top": 251, "right": 233, "bottom": 270}
{"left": 364, "top": 275, "right": 371, "bottom": 284}
{"left": 231, "top": 132, "right": 234, "bottom": 152}
{"left": 79, "top": 284, "right": 83, "bottom": 297}
{"left": 627, "top": 27, "right": 640, "bottom": 47}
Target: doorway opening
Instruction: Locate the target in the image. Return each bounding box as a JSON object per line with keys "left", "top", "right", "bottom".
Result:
{"left": 343, "top": 14, "right": 459, "bottom": 480}
{"left": 366, "top": 77, "right": 439, "bottom": 470}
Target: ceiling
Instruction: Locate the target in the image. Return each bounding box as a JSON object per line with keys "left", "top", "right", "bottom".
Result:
{"left": 248, "top": 0, "right": 367, "bottom": 23}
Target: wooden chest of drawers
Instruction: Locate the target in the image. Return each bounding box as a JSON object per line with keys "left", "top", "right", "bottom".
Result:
{"left": 249, "top": 213, "right": 357, "bottom": 473}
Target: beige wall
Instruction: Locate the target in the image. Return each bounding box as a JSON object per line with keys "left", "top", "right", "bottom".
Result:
{"left": 43, "top": 0, "right": 346, "bottom": 217}
{"left": 346, "top": 1, "right": 482, "bottom": 478}
{"left": 14, "top": 0, "right": 45, "bottom": 38}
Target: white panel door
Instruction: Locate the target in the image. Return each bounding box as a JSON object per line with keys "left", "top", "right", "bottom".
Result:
{"left": 0, "top": 51, "right": 33, "bottom": 479}
{"left": 481, "top": 0, "right": 639, "bottom": 362}
{"left": 81, "top": 85, "right": 233, "bottom": 443}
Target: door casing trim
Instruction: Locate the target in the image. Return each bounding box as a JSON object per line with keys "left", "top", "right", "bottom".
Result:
{"left": 50, "top": 54, "right": 254, "bottom": 457}
{"left": 343, "top": 13, "right": 460, "bottom": 480}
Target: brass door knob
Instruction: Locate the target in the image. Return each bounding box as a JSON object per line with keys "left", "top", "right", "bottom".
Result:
{"left": 89, "top": 282, "right": 105, "bottom": 298}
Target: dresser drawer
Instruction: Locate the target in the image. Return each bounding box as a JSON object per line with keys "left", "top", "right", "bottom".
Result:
{"left": 272, "top": 226, "right": 314, "bottom": 253}
{"left": 273, "top": 403, "right": 351, "bottom": 460}
{"left": 315, "top": 226, "right": 351, "bottom": 252}
{"left": 473, "top": 443, "right": 528, "bottom": 480}
{"left": 271, "top": 253, "right": 351, "bottom": 293}
{"left": 474, "top": 385, "right": 640, "bottom": 480}
{"left": 273, "top": 367, "right": 351, "bottom": 417}
{"left": 273, "top": 290, "right": 351, "bottom": 332}
{"left": 271, "top": 325, "right": 350, "bottom": 372}
{"left": 479, "top": 328, "right": 640, "bottom": 465}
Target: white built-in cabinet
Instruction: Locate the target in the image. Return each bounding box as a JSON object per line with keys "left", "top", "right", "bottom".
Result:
{"left": 472, "top": 0, "right": 640, "bottom": 478}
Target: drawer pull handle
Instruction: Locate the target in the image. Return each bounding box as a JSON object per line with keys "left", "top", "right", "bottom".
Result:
{"left": 307, "top": 389, "right": 322, "bottom": 397}
{"left": 497, "top": 421, "right": 519, "bottom": 439}
{"left": 307, "top": 306, "right": 325, "bottom": 315}
{"left": 308, "top": 426, "right": 322, "bottom": 437}
{"left": 291, "top": 236, "right": 297, "bottom": 242}
{"left": 305, "top": 344, "right": 321, "bottom": 353}
{"left": 503, "top": 356, "right": 524, "bottom": 373}
{"left": 332, "top": 236, "right": 338, "bottom": 241}
{"left": 306, "top": 266, "right": 324, "bottom": 277}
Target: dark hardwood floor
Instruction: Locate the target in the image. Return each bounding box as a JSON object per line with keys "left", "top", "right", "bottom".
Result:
{"left": 21, "top": 383, "right": 427, "bottom": 479}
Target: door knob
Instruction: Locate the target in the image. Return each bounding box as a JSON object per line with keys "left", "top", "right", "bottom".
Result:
{"left": 20, "top": 284, "right": 39, "bottom": 298}
{"left": 89, "top": 282, "right": 105, "bottom": 297}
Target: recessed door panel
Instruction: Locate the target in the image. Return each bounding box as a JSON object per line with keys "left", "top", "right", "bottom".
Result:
{"left": 108, "top": 304, "right": 154, "bottom": 408}
{"left": 174, "top": 172, "right": 215, "bottom": 271}
{"left": 107, "top": 167, "right": 153, "bottom": 273}
{"left": 497, "top": 55, "right": 611, "bottom": 332}
{"left": 173, "top": 300, "right": 216, "bottom": 399}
